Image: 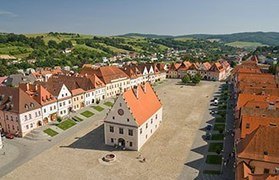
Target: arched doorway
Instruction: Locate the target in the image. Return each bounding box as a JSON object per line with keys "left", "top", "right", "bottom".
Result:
{"left": 37, "top": 121, "right": 43, "bottom": 127}
{"left": 43, "top": 117, "right": 48, "bottom": 124}
{"left": 118, "top": 138, "right": 125, "bottom": 147}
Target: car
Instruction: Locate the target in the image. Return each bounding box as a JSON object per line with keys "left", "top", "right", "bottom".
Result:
{"left": 5, "top": 133, "right": 15, "bottom": 139}
{"left": 206, "top": 124, "right": 213, "bottom": 131}
{"left": 205, "top": 132, "right": 211, "bottom": 140}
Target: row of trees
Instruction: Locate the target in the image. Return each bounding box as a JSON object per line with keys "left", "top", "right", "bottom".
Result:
{"left": 181, "top": 73, "right": 202, "bottom": 85}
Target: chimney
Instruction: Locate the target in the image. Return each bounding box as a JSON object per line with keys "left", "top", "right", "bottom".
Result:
{"left": 268, "top": 102, "right": 276, "bottom": 110}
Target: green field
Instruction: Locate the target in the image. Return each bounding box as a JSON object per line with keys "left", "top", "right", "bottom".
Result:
{"left": 57, "top": 119, "right": 76, "bottom": 130}
{"left": 81, "top": 110, "right": 95, "bottom": 118}
{"left": 226, "top": 41, "right": 266, "bottom": 49}
{"left": 104, "top": 101, "right": 114, "bottom": 107}
{"left": 43, "top": 128, "right": 59, "bottom": 137}
{"left": 92, "top": 106, "right": 104, "bottom": 112}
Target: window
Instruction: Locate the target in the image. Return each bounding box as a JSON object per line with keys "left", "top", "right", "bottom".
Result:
{"left": 44, "top": 109, "right": 46, "bottom": 113}
{"left": 35, "top": 112, "right": 38, "bottom": 117}
{"left": 68, "top": 100, "right": 71, "bottom": 104}
{"left": 38, "top": 111, "right": 41, "bottom": 116}
{"left": 8, "top": 124, "right": 10, "bottom": 129}
{"left": 29, "top": 114, "right": 32, "bottom": 119}
{"left": 50, "top": 107, "right": 52, "bottom": 111}
{"left": 109, "top": 126, "right": 114, "bottom": 133}
{"left": 112, "top": 116, "right": 115, "bottom": 120}
{"left": 129, "top": 142, "right": 133, "bottom": 147}
{"left": 12, "top": 125, "right": 14, "bottom": 130}
{"left": 264, "top": 168, "right": 270, "bottom": 174}
{"left": 127, "top": 118, "right": 129, "bottom": 122}
{"left": 128, "top": 129, "right": 133, "bottom": 136}
{"left": 151, "top": 119, "right": 153, "bottom": 124}
{"left": 63, "top": 102, "right": 66, "bottom": 106}
{"left": 140, "top": 128, "right": 142, "bottom": 134}
{"left": 119, "top": 128, "right": 124, "bottom": 134}
{"left": 146, "top": 134, "right": 148, "bottom": 139}
{"left": 6, "top": 115, "right": 8, "bottom": 120}
{"left": 60, "top": 103, "right": 62, "bottom": 107}
{"left": 30, "top": 123, "right": 33, "bottom": 128}
{"left": 25, "top": 115, "right": 27, "bottom": 121}
{"left": 155, "top": 114, "right": 158, "bottom": 119}
{"left": 111, "top": 138, "right": 114, "bottom": 143}
{"left": 146, "top": 123, "right": 148, "bottom": 129}
{"left": 26, "top": 125, "right": 29, "bottom": 129}
{"left": 120, "top": 103, "right": 122, "bottom": 107}
{"left": 246, "top": 123, "right": 250, "bottom": 129}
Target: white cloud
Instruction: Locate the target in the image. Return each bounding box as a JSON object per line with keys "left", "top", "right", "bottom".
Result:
{"left": 0, "top": 10, "right": 18, "bottom": 17}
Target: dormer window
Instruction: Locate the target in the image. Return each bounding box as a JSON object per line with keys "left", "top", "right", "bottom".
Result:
{"left": 264, "top": 151, "right": 268, "bottom": 155}
{"left": 25, "top": 104, "right": 29, "bottom": 109}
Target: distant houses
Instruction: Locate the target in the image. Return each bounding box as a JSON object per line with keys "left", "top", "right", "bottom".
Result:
{"left": 166, "top": 59, "right": 231, "bottom": 81}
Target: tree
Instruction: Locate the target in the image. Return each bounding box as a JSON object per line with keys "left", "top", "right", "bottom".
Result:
{"left": 182, "top": 74, "right": 191, "bottom": 84}
{"left": 48, "top": 40, "right": 58, "bottom": 49}
{"left": 192, "top": 73, "right": 201, "bottom": 84}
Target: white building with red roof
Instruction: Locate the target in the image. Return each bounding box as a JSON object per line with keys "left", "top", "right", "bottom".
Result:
{"left": 104, "top": 83, "right": 162, "bottom": 150}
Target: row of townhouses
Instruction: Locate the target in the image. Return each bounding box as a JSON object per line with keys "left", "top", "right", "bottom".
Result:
{"left": 0, "top": 63, "right": 167, "bottom": 137}
{"left": 167, "top": 59, "right": 231, "bottom": 81}
{"left": 232, "top": 56, "right": 279, "bottom": 179}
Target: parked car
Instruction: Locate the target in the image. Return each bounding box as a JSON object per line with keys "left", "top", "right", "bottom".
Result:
{"left": 206, "top": 124, "right": 213, "bottom": 131}
{"left": 205, "top": 132, "right": 211, "bottom": 140}
{"left": 5, "top": 133, "right": 15, "bottom": 139}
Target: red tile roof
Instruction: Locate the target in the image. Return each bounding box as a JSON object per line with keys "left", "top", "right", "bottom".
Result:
{"left": 237, "top": 126, "right": 279, "bottom": 164}
{"left": 123, "top": 83, "right": 162, "bottom": 126}
{"left": 0, "top": 86, "right": 41, "bottom": 113}
{"left": 80, "top": 66, "right": 128, "bottom": 84}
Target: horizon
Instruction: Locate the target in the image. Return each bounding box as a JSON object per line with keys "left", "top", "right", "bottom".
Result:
{"left": 1, "top": 0, "right": 279, "bottom": 36}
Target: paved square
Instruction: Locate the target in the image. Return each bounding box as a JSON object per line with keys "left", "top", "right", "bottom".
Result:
{"left": 3, "top": 79, "right": 220, "bottom": 180}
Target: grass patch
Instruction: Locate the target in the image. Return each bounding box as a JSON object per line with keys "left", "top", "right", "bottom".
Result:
{"left": 92, "top": 105, "right": 104, "bottom": 112}
{"left": 206, "top": 155, "right": 222, "bottom": 164}
{"left": 211, "top": 134, "right": 225, "bottom": 140}
{"left": 81, "top": 110, "right": 94, "bottom": 118}
{"left": 72, "top": 116, "right": 83, "bottom": 122}
{"left": 215, "top": 117, "right": 225, "bottom": 123}
{"left": 43, "top": 128, "right": 58, "bottom": 137}
{"left": 208, "top": 143, "right": 224, "bottom": 153}
{"left": 214, "top": 123, "right": 226, "bottom": 134}
{"left": 104, "top": 101, "right": 114, "bottom": 107}
{"left": 203, "top": 170, "right": 221, "bottom": 175}
{"left": 57, "top": 119, "right": 76, "bottom": 130}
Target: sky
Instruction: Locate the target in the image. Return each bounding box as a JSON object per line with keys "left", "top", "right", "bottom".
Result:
{"left": 0, "top": 0, "right": 279, "bottom": 36}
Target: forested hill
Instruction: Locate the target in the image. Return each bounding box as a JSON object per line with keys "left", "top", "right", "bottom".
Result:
{"left": 121, "top": 32, "right": 279, "bottom": 46}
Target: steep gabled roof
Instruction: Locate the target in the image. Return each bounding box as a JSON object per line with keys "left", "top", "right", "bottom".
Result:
{"left": 89, "top": 74, "right": 105, "bottom": 89}
{"left": 0, "top": 86, "right": 41, "bottom": 114}
{"left": 237, "top": 126, "right": 279, "bottom": 164}
{"left": 123, "top": 83, "right": 162, "bottom": 126}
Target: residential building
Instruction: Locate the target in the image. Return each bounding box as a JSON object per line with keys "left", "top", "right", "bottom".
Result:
{"left": 207, "top": 62, "right": 226, "bottom": 81}
{"left": 236, "top": 126, "right": 279, "bottom": 176}
{"left": 167, "top": 62, "right": 180, "bottom": 78}
{"left": 19, "top": 83, "right": 58, "bottom": 124}
{"left": 104, "top": 83, "right": 162, "bottom": 150}
{"left": 0, "top": 86, "right": 42, "bottom": 137}
{"left": 80, "top": 66, "right": 130, "bottom": 98}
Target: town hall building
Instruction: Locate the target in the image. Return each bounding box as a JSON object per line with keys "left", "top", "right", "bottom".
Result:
{"left": 104, "top": 82, "right": 162, "bottom": 151}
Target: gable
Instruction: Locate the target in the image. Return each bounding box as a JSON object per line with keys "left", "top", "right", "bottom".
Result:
{"left": 57, "top": 84, "right": 71, "bottom": 99}
{"left": 104, "top": 96, "right": 138, "bottom": 127}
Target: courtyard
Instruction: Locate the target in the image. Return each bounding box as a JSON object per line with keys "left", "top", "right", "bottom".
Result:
{"left": 2, "top": 79, "right": 221, "bottom": 180}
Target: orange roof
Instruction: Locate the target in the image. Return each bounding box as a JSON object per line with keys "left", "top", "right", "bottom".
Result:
{"left": 201, "top": 62, "right": 212, "bottom": 71}
{"left": 209, "top": 62, "right": 225, "bottom": 72}
{"left": 178, "top": 61, "right": 192, "bottom": 71}
{"left": 19, "top": 83, "right": 57, "bottom": 106}
{"left": 89, "top": 74, "right": 105, "bottom": 89}
{"left": 241, "top": 87, "right": 279, "bottom": 96}
{"left": 123, "top": 83, "right": 162, "bottom": 126}
{"left": 236, "top": 94, "right": 279, "bottom": 110}
{"left": 71, "top": 88, "right": 85, "bottom": 96}
{"left": 168, "top": 62, "right": 180, "bottom": 71}
{"left": 240, "top": 115, "right": 279, "bottom": 138}
{"left": 237, "top": 126, "right": 279, "bottom": 164}
{"left": 80, "top": 66, "right": 128, "bottom": 84}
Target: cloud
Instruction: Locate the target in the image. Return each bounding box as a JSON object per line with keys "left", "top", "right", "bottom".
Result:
{"left": 0, "top": 10, "right": 18, "bottom": 17}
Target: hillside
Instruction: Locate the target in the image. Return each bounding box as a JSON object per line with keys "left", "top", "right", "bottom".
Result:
{"left": 121, "top": 32, "right": 279, "bottom": 47}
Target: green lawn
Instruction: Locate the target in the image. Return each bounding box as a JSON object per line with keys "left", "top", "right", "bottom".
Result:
{"left": 203, "top": 170, "right": 221, "bottom": 175}
{"left": 92, "top": 105, "right": 104, "bottom": 112}
{"left": 80, "top": 110, "right": 95, "bottom": 118}
{"left": 215, "top": 117, "right": 225, "bottom": 123}
{"left": 43, "top": 128, "right": 58, "bottom": 137}
{"left": 206, "top": 155, "right": 222, "bottom": 164}
{"left": 211, "top": 134, "right": 225, "bottom": 140}
{"left": 214, "top": 124, "right": 226, "bottom": 132}
{"left": 72, "top": 116, "right": 83, "bottom": 122}
{"left": 57, "top": 119, "right": 76, "bottom": 130}
{"left": 208, "top": 143, "right": 224, "bottom": 153}
{"left": 104, "top": 101, "right": 114, "bottom": 107}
